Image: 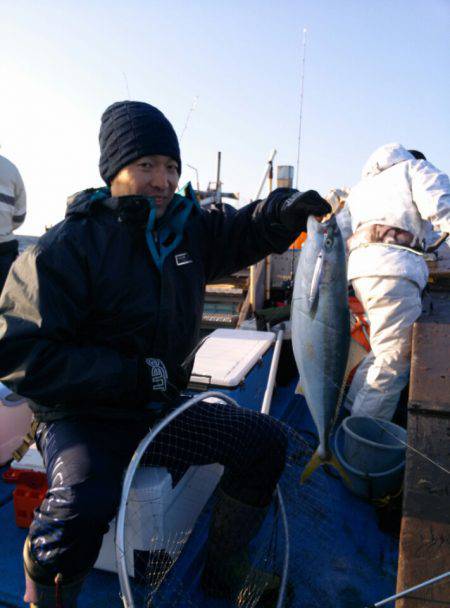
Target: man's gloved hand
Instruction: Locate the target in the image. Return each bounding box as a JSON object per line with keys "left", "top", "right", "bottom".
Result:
{"left": 275, "top": 188, "right": 331, "bottom": 232}
{"left": 138, "top": 357, "right": 181, "bottom": 405}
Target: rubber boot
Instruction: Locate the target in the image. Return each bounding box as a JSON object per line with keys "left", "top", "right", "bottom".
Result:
{"left": 23, "top": 538, "right": 85, "bottom": 607}
{"left": 201, "top": 489, "right": 281, "bottom": 605}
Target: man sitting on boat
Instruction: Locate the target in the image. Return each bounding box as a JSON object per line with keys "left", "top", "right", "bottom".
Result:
{"left": 341, "top": 143, "right": 450, "bottom": 421}
{"left": 0, "top": 100, "right": 330, "bottom": 607}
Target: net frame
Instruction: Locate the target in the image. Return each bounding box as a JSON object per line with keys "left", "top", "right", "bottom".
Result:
{"left": 115, "top": 390, "right": 290, "bottom": 608}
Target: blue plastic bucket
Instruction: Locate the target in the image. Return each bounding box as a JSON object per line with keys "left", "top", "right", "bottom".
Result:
{"left": 341, "top": 416, "right": 406, "bottom": 474}
{"left": 334, "top": 424, "right": 404, "bottom": 500}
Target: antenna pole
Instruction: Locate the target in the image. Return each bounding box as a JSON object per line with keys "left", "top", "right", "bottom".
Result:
{"left": 179, "top": 95, "right": 199, "bottom": 141}
{"left": 215, "top": 151, "right": 222, "bottom": 205}
{"left": 122, "top": 72, "right": 131, "bottom": 98}
{"left": 295, "top": 28, "right": 307, "bottom": 189}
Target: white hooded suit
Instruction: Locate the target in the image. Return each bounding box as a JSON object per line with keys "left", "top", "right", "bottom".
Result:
{"left": 342, "top": 143, "right": 450, "bottom": 420}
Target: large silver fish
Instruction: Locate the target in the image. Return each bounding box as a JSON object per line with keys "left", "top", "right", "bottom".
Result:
{"left": 291, "top": 215, "right": 350, "bottom": 482}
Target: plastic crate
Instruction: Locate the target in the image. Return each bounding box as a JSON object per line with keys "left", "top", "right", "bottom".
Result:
{"left": 4, "top": 445, "right": 48, "bottom": 529}
{"left": 3, "top": 467, "right": 48, "bottom": 528}
{"left": 0, "top": 383, "right": 32, "bottom": 466}
{"left": 13, "top": 477, "right": 48, "bottom": 528}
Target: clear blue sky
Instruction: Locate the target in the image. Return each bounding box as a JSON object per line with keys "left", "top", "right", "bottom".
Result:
{"left": 1, "top": 0, "right": 449, "bottom": 234}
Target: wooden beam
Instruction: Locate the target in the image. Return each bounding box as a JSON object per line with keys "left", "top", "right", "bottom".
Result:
{"left": 396, "top": 294, "right": 450, "bottom": 607}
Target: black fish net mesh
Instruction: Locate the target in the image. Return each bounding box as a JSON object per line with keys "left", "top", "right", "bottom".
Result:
{"left": 114, "top": 396, "right": 397, "bottom": 608}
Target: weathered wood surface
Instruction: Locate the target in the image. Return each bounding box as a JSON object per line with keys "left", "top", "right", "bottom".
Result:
{"left": 396, "top": 293, "right": 450, "bottom": 607}
{"left": 427, "top": 255, "right": 450, "bottom": 285}
{"left": 408, "top": 295, "right": 450, "bottom": 413}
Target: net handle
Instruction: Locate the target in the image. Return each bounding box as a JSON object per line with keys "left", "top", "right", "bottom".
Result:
{"left": 275, "top": 486, "right": 290, "bottom": 608}
{"left": 116, "top": 391, "right": 240, "bottom": 608}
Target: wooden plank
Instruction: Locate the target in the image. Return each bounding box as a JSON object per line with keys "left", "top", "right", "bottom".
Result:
{"left": 397, "top": 294, "right": 450, "bottom": 606}
{"left": 408, "top": 297, "right": 450, "bottom": 413}
{"left": 237, "top": 294, "right": 252, "bottom": 326}
{"left": 396, "top": 517, "right": 450, "bottom": 607}
{"left": 401, "top": 413, "right": 450, "bottom": 526}
{"left": 396, "top": 411, "right": 450, "bottom": 606}
{"left": 427, "top": 257, "right": 450, "bottom": 282}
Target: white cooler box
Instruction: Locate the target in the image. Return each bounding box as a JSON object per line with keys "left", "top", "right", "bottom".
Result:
{"left": 0, "top": 382, "right": 32, "bottom": 465}
{"left": 9, "top": 442, "right": 223, "bottom": 577}
{"left": 10, "top": 441, "right": 45, "bottom": 473}
{"left": 189, "top": 328, "right": 276, "bottom": 411}
{"left": 95, "top": 463, "right": 223, "bottom": 575}
{"left": 190, "top": 328, "right": 275, "bottom": 388}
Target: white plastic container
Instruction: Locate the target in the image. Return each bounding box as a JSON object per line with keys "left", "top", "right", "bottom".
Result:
{"left": 95, "top": 463, "right": 223, "bottom": 575}
{"left": 0, "top": 382, "right": 32, "bottom": 465}
{"left": 10, "top": 442, "right": 45, "bottom": 473}
{"left": 190, "top": 328, "right": 275, "bottom": 387}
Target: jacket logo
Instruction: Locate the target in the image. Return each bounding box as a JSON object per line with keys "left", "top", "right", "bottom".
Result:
{"left": 145, "top": 358, "right": 168, "bottom": 392}
{"left": 175, "top": 253, "right": 193, "bottom": 266}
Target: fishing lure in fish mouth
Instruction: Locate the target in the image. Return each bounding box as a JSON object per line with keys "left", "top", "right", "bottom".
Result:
{"left": 307, "top": 226, "right": 336, "bottom": 310}
{"left": 308, "top": 251, "right": 324, "bottom": 309}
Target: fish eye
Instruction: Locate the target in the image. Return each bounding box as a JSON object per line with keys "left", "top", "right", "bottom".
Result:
{"left": 324, "top": 237, "right": 333, "bottom": 248}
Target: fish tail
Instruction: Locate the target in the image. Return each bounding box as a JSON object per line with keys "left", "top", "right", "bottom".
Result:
{"left": 300, "top": 450, "right": 350, "bottom": 484}
{"left": 300, "top": 449, "right": 324, "bottom": 483}
{"left": 327, "top": 452, "right": 350, "bottom": 484}
{"left": 295, "top": 380, "right": 304, "bottom": 395}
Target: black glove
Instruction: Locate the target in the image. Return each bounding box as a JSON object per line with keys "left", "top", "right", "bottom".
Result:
{"left": 277, "top": 189, "right": 331, "bottom": 232}
{"left": 137, "top": 357, "right": 182, "bottom": 405}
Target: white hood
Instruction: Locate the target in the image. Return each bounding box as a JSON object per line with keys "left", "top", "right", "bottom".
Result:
{"left": 361, "top": 143, "right": 413, "bottom": 178}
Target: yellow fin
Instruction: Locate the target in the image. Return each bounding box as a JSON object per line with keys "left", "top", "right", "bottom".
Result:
{"left": 328, "top": 452, "right": 350, "bottom": 484}
{"left": 295, "top": 380, "right": 304, "bottom": 395}
{"left": 300, "top": 449, "right": 323, "bottom": 483}
{"left": 300, "top": 449, "right": 350, "bottom": 484}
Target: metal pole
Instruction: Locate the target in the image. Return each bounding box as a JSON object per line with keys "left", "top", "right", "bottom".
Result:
{"left": 366, "top": 570, "right": 450, "bottom": 607}
{"left": 275, "top": 485, "right": 290, "bottom": 608}
{"left": 186, "top": 164, "right": 200, "bottom": 191}
{"left": 255, "top": 149, "right": 277, "bottom": 200}
{"left": 261, "top": 327, "right": 284, "bottom": 415}
{"left": 265, "top": 161, "right": 274, "bottom": 301}
{"left": 215, "top": 151, "right": 222, "bottom": 205}
{"left": 250, "top": 149, "right": 277, "bottom": 310}
{"left": 295, "top": 28, "right": 307, "bottom": 189}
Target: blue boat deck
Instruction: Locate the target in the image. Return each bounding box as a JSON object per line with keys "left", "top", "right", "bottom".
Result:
{"left": 0, "top": 377, "right": 398, "bottom": 607}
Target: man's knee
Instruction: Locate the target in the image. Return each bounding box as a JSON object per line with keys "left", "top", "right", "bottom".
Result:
{"left": 246, "top": 416, "right": 288, "bottom": 478}
{"left": 31, "top": 475, "right": 121, "bottom": 548}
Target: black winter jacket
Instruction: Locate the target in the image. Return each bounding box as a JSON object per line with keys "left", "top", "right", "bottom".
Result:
{"left": 0, "top": 188, "right": 299, "bottom": 421}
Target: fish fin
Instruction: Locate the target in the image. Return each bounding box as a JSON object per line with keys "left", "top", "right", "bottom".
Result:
{"left": 295, "top": 380, "right": 304, "bottom": 395}
{"left": 327, "top": 453, "right": 350, "bottom": 484}
{"left": 300, "top": 449, "right": 350, "bottom": 484}
{"left": 300, "top": 449, "right": 323, "bottom": 483}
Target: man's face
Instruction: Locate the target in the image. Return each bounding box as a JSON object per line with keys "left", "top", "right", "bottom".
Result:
{"left": 111, "top": 155, "right": 179, "bottom": 218}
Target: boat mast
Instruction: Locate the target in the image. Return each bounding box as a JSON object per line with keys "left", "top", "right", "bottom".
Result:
{"left": 215, "top": 151, "right": 222, "bottom": 205}
{"left": 296, "top": 28, "right": 307, "bottom": 189}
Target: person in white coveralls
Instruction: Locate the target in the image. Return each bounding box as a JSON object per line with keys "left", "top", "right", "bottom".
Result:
{"left": 341, "top": 143, "right": 450, "bottom": 420}
{"left": 0, "top": 153, "right": 26, "bottom": 290}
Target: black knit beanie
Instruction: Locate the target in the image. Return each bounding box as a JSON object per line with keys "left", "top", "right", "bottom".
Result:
{"left": 99, "top": 101, "right": 181, "bottom": 184}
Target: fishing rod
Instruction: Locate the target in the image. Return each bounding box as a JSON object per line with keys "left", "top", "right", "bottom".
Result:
{"left": 365, "top": 570, "right": 450, "bottom": 607}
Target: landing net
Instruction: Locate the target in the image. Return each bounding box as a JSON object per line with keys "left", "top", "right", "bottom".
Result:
{"left": 116, "top": 392, "right": 292, "bottom": 608}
